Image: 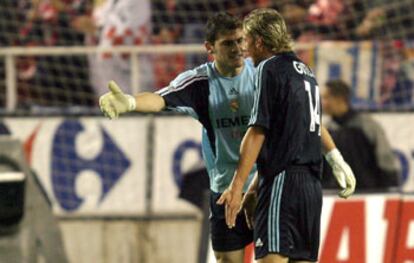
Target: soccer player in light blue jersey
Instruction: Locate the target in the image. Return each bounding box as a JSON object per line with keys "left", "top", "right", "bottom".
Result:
{"left": 99, "top": 12, "right": 355, "bottom": 263}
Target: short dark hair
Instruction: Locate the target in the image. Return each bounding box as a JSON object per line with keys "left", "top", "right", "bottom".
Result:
{"left": 205, "top": 12, "right": 242, "bottom": 43}
{"left": 325, "top": 79, "right": 352, "bottom": 104}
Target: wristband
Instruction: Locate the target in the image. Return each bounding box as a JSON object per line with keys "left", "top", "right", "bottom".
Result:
{"left": 325, "top": 148, "right": 343, "bottom": 165}
{"left": 126, "top": 95, "right": 137, "bottom": 111}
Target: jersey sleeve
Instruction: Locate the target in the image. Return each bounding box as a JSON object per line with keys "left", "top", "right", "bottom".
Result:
{"left": 248, "top": 62, "right": 275, "bottom": 130}
{"left": 155, "top": 68, "right": 209, "bottom": 112}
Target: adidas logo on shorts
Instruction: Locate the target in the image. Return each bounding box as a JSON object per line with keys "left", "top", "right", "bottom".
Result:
{"left": 255, "top": 238, "right": 264, "bottom": 247}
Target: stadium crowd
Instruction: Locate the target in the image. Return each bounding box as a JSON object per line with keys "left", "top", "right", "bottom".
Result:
{"left": 0, "top": 2, "right": 410, "bottom": 262}
{"left": 0, "top": 0, "right": 413, "bottom": 109}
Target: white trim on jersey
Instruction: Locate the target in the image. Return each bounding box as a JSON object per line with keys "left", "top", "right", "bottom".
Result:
{"left": 249, "top": 56, "right": 275, "bottom": 125}
{"left": 268, "top": 171, "right": 285, "bottom": 253}
{"left": 158, "top": 75, "right": 208, "bottom": 97}
{"left": 155, "top": 86, "right": 169, "bottom": 96}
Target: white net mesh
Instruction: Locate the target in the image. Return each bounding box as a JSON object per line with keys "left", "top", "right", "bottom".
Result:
{"left": 0, "top": 1, "right": 413, "bottom": 262}
{"left": 0, "top": 0, "right": 413, "bottom": 110}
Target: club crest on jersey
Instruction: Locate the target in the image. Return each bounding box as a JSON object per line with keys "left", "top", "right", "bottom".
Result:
{"left": 229, "top": 99, "right": 239, "bottom": 112}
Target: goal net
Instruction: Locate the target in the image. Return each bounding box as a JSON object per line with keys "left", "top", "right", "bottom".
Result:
{"left": 0, "top": 0, "right": 413, "bottom": 111}
{"left": 0, "top": 1, "right": 413, "bottom": 263}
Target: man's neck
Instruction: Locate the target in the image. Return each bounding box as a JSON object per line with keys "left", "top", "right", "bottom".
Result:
{"left": 214, "top": 62, "right": 243, "bottom": 77}
{"left": 256, "top": 49, "right": 279, "bottom": 66}
{"left": 275, "top": 48, "right": 293, "bottom": 54}
{"left": 333, "top": 107, "right": 355, "bottom": 125}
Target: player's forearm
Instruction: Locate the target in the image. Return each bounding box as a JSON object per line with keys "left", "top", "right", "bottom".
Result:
{"left": 246, "top": 172, "right": 259, "bottom": 194}
{"left": 321, "top": 125, "right": 336, "bottom": 154}
{"left": 134, "top": 92, "right": 166, "bottom": 112}
{"left": 231, "top": 126, "right": 265, "bottom": 192}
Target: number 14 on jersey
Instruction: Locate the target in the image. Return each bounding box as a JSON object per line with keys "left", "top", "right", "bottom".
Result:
{"left": 304, "top": 80, "right": 321, "bottom": 136}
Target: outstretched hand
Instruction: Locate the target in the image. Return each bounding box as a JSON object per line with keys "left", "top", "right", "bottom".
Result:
{"left": 99, "top": 81, "right": 136, "bottom": 119}
{"left": 216, "top": 188, "right": 243, "bottom": 229}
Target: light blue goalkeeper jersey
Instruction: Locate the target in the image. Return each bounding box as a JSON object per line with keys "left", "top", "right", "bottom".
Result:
{"left": 157, "top": 59, "right": 257, "bottom": 193}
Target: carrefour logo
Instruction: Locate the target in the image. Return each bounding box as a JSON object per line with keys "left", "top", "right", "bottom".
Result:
{"left": 51, "top": 120, "right": 130, "bottom": 211}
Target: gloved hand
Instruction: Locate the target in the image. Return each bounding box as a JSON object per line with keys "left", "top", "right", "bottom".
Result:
{"left": 325, "top": 148, "right": 356, "bottom": 198}
{"left": 99, "top": 81, "right": 136, "bottom": 119}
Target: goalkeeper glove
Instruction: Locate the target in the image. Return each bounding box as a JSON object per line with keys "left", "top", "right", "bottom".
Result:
{"left": 99, "top": 81, "right": 136, "bottom": 119}
{"left": 325, "top": 148, "right": 356, "bottom": 198}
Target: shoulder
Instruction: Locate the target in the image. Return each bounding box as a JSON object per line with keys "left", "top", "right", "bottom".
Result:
{"left": 256, "top": 54, "right": 297, "bottom": 76}
{"left": 353, "top": 113, "right": 382, "bottom": 128}
{"left": 257, "top": 56, "right": 275, "bottom": 70}
{"left": 352, "top": 113, "right": 375, "bottom": 124}
{"left": 278, "top": 53, "right": 315, "bottom": 78}
{"left": 170, "top": 63, "right": 209, "bottom": 88}
{"left": 255, "top": 56, "right": 276, "bottom": 79}
{"left": 157, "top": 64, "right": 209, "bottom": 96}
{"left": 346, "top": 112, "right": 383, "bottom": 134}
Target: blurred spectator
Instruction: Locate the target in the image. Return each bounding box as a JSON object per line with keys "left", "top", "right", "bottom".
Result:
{"left": 321, "top": 79, "right": 400, "bottom": 191}
{"left": 0, "top": 1, "right": 25, "bottom": 46}
{"left": 356, "top": 0, "right": 414, "bottom": 39}
{"left": 151, "top": 0, "right": 183, "bottom": 41}
{"left": 260, "top": 0, "right": 313, "bottom": 39}
{"left": 151, "top": 27, "right": 187, "bottom": 89}
{"left": 17, "top": 0, "right": 95, "bottom": 108}
{"left": 151, "top": 0, "right": 252, "bottom": 43}
{"left": 305, "top": 0, "right": 366, "bottom": 40}
{"left": 379, "top": 41, "right": 414, "bottom": 107}
{"left": 150, "top": 0, "right": 187, "bottom": 89}
{"left": 87, "top": 0, "right": 154, "bottom": 95}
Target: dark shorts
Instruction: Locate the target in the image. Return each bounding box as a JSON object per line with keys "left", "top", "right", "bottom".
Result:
{"left": 210, "top": 191, "right": 254, "bottom": 252}
{"left": 254, "top": 167, "right": 322, "bottom": 261}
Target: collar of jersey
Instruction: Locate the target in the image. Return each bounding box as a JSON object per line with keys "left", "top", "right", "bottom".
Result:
{"left": 211, "top": 60, "right": 246, "bottom": 80}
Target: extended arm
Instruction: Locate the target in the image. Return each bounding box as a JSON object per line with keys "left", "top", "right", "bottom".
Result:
{"left": 231, "top": 126, "right": 265, "bottom": 192}
{"left": 134, "top": 92, "right": 166, "bottom": 112}
{"left": 99, "top": 81, "right": 166, "bottom": 119}
{"left": 321, "top": 125, "right": 356, "bottom": 198}
{"left": 217, "top": 126, "right": 265, "bottom": 228}
{"left": 321, "top": 125, "right": 336, "bottom": 153}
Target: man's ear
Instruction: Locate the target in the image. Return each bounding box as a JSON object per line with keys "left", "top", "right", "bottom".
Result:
{"left": 256, "top": 37, "right": 264, "bottom": 51}
{"left": 204, "top": 41, "right": 214, "bottom": 54}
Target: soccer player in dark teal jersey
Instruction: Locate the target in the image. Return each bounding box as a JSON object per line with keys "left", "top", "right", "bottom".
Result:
{"left": 218, "top": 9, "right": 356, "bottom": 263}
{"left": 100, "top": 12, "right": 355, "bottom": 263}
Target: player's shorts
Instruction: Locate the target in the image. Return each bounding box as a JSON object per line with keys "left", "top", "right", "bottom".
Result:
{"left": 210, "top": 191, "right": 254, "bottom": 252}
{"left": 254, "top": 166, "right": 322, "bottom": 261}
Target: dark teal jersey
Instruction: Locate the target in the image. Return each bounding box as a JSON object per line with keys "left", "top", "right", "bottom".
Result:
{"left": 249, "top": 52, "right": 322, "bottom": 178}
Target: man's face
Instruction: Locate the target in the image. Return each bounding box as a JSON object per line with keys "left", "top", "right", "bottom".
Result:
{"left": 206, "top": 29, "right": 245, "bottom": 69}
